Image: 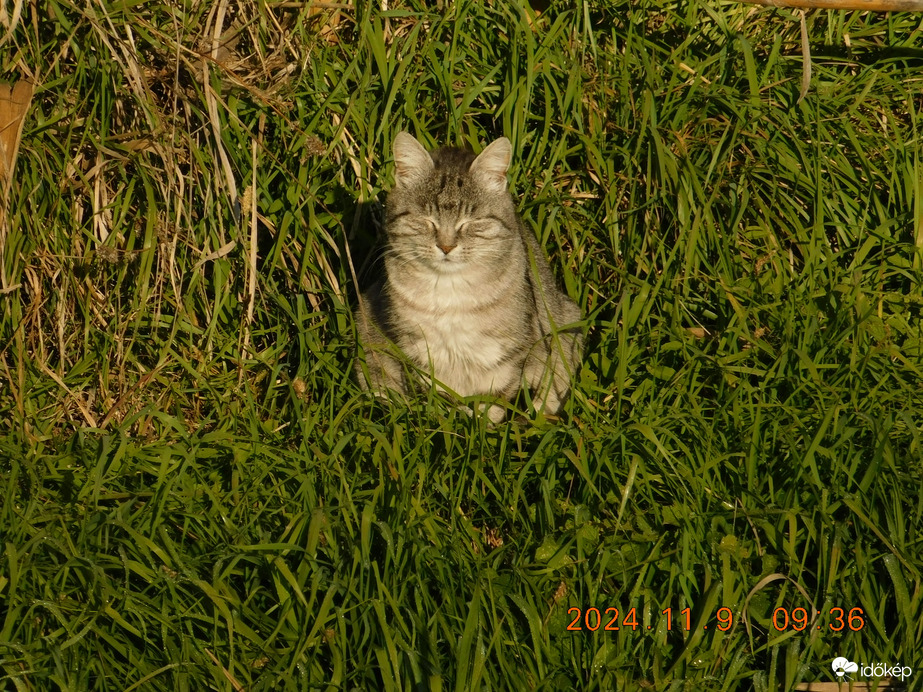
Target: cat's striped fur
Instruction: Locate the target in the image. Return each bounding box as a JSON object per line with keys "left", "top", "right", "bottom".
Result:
{"left": 354, "top": 132, "right": 582, "bottom": 422}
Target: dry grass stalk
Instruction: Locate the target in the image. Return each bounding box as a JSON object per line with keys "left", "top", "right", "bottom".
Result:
{"left": 737, "top": 0, "right": 923, "bottom": 9}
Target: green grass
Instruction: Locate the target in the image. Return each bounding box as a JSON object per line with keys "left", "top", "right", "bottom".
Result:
{"left": 1, "top": 0, "right": 922, "bottom": 689}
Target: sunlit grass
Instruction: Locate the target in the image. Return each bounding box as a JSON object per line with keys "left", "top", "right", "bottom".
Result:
{"left": 1, "top": 1, "right": 921, "bottom": 690}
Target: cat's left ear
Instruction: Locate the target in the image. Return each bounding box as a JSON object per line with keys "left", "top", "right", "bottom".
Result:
{"left": 470, "top": 137, "right": 511, "bottom": 193}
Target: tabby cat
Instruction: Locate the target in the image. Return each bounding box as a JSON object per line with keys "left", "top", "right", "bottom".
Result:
{"left": 354, "top": 132, "right": 582, "bottom": 422}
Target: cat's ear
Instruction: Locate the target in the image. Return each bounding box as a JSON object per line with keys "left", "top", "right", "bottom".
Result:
{"left": 470, "top": 137, "right": 511, "bottom": 193}
{"left": 393, "top": 132, "right": 433, "bottom": 187}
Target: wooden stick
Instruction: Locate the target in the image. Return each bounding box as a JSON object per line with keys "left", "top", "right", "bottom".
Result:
{"left": 794, "top": 683, "right": 902, "bottom": 690}
{"left": 737, "top": 0, "right": 923, "bottom": 11}
{"left": 0, "top": 79, "right": 32, "bottom": 292}
{"left": 0, "top": 80, "right": 32, "bottom": 204}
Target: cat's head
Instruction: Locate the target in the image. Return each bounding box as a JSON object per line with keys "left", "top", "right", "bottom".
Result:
{"left": 385, "top": 132, "right": 519, "bottom": 275}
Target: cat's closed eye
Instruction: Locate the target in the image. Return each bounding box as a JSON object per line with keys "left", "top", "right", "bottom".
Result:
{"left": 463, "top": 220, "right": 503, "bottom": 239}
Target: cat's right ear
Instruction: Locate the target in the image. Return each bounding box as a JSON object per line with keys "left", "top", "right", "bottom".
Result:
{"left": 393, "top": 132, "right": 433, "bottom": 187}
{"left": 470, "top": 137, "right": 511, "bottom": 194}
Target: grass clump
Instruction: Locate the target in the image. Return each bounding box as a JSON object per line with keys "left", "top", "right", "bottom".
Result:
{"left": 1, "top": 0, "right": 922, "bottom": 690}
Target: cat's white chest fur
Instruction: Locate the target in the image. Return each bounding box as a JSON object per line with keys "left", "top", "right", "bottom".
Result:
{"left": 395, "top": 272, "right": 519, "bottom": 396}
{"left": 406, "top": 324, "right": 513, "bottom": 395}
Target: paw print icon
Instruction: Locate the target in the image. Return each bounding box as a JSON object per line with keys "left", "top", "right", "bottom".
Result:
{"left": 832, "top": 657, "right": 859, "bottom": 677}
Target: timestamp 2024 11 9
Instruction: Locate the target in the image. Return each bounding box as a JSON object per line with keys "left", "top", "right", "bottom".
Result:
{"left": 565, "top": 606, "right": 867, "bottom": 633}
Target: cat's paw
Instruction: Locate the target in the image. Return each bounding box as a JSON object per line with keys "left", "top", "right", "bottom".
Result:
{"left": 458, "top": 402, "right": 507, "bottom": 425}
{"left": 533, "top": 390, "right": 563, "bottom": 417}
{"left": 486, "top": 404, "right": 507, "bottom": 425}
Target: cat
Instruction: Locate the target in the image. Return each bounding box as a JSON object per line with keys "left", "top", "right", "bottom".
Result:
{"left": 354, "top": 131, "right": 582, "bottom": 423}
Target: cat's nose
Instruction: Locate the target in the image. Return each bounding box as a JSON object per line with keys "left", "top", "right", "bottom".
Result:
{"left": 438, "top": 243, "right": 457, "bottom": 255}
